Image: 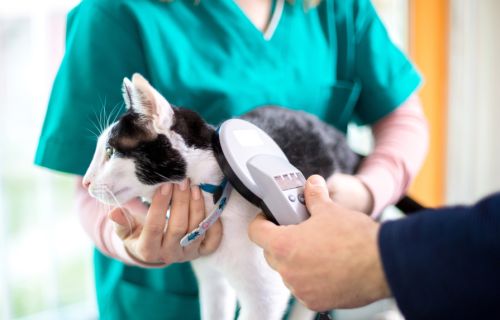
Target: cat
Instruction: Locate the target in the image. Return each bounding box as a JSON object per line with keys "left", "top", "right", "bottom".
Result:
{"left": 83, "top": 73, "right": 361, "bottom": 320}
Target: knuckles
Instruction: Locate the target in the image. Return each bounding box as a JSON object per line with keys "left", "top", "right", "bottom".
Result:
{"left": 143, "top": 222, "right": 165, "bottom": 235}
{"left": 168, "top": 225, "right": 188, "bottom": 239}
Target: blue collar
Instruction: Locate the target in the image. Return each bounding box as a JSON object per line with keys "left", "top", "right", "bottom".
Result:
{"left": 199, "top": 178, "right": 227, "bottom": 194}
{"left": 180, "top": 178, "right": 232, "bottom": 247}
{"left": 199, "top": 178, "right": 228, "bottom": 203}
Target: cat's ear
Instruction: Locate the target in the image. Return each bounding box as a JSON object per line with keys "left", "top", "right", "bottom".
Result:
{"left": 121, "top": 74, "right": 174, "bottom": 132}
{"left": 122, "top": 77, "right": 134, "bottom": 110}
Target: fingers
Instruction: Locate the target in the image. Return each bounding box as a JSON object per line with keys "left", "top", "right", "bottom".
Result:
{"left": 304, "top": 175, "right": 331, "bottom": 215}
{"left": 249, "top": 214, "right": 294, "bottom": 271}
{"left": 109, "top": 207, "right": 130, "bottom": 226}
{"left": 248, "top": 214, "right": 280, "bottom": 251}
{"left": 182, "top": 185, "right": 207, "bottom": 259}
{"left": 110, "top": 179, "right": 224, "bottom": 265}
{"left": 162, "top": 180, "right": 190, "bottom": 262}
{"left": 199, "top": 219, "right": 222, "bottom": 256}
{"left": 109, "top": 207, "right": 136, "bottom": 239}
{"left": 167, "top": 180, "right": 190, "bottom": 238}
{"left": 129, "top": 184, "right": 172, "bottom": 263}
{"left": 125, "top": 196, "right": 149, "bottom": 216}
{"left": 140, "top": 184, "right": 172, "bottom": 247}
{"left": 188, "top": 186, "right": 204, "bottom": 231}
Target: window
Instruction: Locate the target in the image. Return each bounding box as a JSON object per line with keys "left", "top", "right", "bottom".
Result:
{"left": 0, "top": 1, "right": 96, "bottom": 318}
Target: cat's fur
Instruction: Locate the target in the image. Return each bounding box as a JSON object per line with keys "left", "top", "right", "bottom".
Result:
{"left": 83, "top": 74, "right": 360, "bottom": 320}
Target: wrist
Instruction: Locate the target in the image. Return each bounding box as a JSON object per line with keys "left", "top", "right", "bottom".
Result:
{"left": 369, "top": 223, "right": 391, "bottom": 300}
{"left": 356, "top": 168, "right": 394, "bottom": 218}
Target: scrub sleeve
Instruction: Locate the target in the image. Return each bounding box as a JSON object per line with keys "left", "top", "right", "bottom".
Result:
{"left": 35, "top": 0, "right": 421, "bottom": 319}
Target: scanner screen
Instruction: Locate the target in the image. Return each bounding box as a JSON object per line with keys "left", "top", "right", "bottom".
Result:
{"left": 274, "top": 172, "right": 305, "bottom": 191}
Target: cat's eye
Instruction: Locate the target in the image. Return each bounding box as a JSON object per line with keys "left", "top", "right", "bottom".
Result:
{"left": 105, "top": 147, "right": 115, "bottom": 159}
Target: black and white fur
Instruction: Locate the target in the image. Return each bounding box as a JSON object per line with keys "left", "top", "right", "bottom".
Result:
{"left": 83, "top": 74, "right": 360, "bottom": 320}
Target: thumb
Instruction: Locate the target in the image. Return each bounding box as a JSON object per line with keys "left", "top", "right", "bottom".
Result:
{"left": 249, "top": 214, "right": 283, "bottom": 250}
{"left": 109, "top": 208, "right": 136, "bottom": 239}
{"left": 304, "top": 175, "right": 331, "bottom": 215}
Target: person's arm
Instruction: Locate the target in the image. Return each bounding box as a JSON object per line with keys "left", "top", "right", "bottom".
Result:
{"left": 326, "top": 0, "right": 428, "bottom": 216}
{"left": 249, "top": 175, "right": 500, "bottom": 319}
{"left": 379, "top": 193, "right": 500, "bottom": 320}
{"left": 357, "top": 94, "right": 429, "bottom": 216}
{"left": 327, "top": 94, "right": 429, "bottom": 216}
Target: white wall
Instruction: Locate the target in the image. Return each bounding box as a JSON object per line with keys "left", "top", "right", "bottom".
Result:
{"left": 447, "top": 0, "right": 500, "bottom": 204}
{"left": 372, "top": 0, "right": 409, "bottom": 51}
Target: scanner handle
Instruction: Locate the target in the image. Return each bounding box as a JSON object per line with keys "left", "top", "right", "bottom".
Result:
{"left": 247, "top": 154, "right": 309, "bottom": 225}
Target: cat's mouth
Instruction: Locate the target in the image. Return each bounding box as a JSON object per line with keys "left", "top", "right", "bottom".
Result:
{"left": 114, "top": 186, "right": 132, "bottom": 197}
{"left": 90, "top": 185, "right": 133, "bottom": 206}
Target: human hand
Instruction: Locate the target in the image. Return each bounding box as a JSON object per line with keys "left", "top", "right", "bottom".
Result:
{"left": 326, "top": 173, "right": 374, "bottom": 214}
{"left": 108, "top": 180, "right": 222, "bottom": 266}
{"left": 249, "top": 175, "right": 390, "bottom": 311}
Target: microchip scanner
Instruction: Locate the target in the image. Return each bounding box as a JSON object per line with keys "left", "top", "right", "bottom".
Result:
{"left": 212, "top": 119, "right": 309, "bottom": 225}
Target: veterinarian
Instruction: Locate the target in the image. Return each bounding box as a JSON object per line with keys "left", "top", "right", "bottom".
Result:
{"left": 35, "top": 0, "right": 428, "bottom": 319}
{"left": 249, "top": 175, "right": 500, "bottom": 319}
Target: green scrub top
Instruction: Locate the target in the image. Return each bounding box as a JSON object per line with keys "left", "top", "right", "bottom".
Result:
{"left": 35, "top": 0, "right": 421, "bottom": 319}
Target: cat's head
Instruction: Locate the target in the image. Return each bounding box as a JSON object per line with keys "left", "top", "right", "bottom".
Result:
{"left": 82, "top": 74, "right": 199, "bottom": 205}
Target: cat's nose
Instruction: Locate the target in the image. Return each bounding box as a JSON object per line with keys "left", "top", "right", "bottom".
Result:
{"left": 82, "top": 179, "right": 91, "bottom": 189}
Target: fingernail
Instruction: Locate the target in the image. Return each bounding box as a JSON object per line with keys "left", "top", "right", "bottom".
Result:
{"left": 191, "top": 186, "right": 201, "bottom": 200}
{"left": 161, "top": 184, "right": 172, "bottom": 195}
{"left": 308, "top": 175, "right": 326, "bottom": 186}
{"left": 178, "top": 179, "right": 188, "bottom": 191}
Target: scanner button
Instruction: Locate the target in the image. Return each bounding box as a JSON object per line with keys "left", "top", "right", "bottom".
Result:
{"left": 298, "top": 193, "right": 305, "bottom": 204}
{"left": 288, "top": 195, "right": 296, "bottom": 202}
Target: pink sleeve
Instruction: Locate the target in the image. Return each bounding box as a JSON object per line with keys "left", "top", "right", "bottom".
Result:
{"left": 355, "top": 95, "right": 429, "bottom": 218}
{"left": 74, "top": 179, "right": 166, "bottom": 268}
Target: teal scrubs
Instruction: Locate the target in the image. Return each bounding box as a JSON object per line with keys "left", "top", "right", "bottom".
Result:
{"left": 35, "top": 0, "right": 421, "bottom": 318}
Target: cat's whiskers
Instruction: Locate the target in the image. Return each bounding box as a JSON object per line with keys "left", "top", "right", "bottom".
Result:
{"left": 91, "top": 185, "right": 120, "bottom": 205}
{"left": 96, "top": 199, "right": 112, "bottom": 221}
{"left": 87, "top": 110, "right": 106, "bottom": 139}
{"left": 86, "top": 127, "right": 100, "bottom": 140}
{"left": 87, "top": 100, "right": 123, "bottom": 141}
{"left": 99, "top": 99, "right": 107, "bottom": 134}
{"left": 105, "top": 102, "right": 123, "bottom": 129}
{"left": 91, "top": 184, "right": 134, "bottom": 234}
{"left": 89, "top": 187, "right": 113, "bottom": 216}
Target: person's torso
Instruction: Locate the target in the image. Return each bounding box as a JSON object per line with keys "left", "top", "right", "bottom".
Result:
{"left": 120, "top": 0, "right": 358, "bottom": 130}
{"left": 89, "top": 1, "right": 360, "bottom": 319}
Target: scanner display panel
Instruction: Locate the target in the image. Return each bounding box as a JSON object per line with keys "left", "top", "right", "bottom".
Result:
{"left": 274, "top": 172, "right": 305, "bottom": 191}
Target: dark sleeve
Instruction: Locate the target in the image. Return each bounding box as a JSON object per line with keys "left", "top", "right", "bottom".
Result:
{"left": 379, "top": 193, "right": 500, "bottom": 320}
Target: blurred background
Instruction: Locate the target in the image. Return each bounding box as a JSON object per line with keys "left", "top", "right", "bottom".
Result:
{"left": 0, "top": 0, "right": 499, "bottom": 319}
